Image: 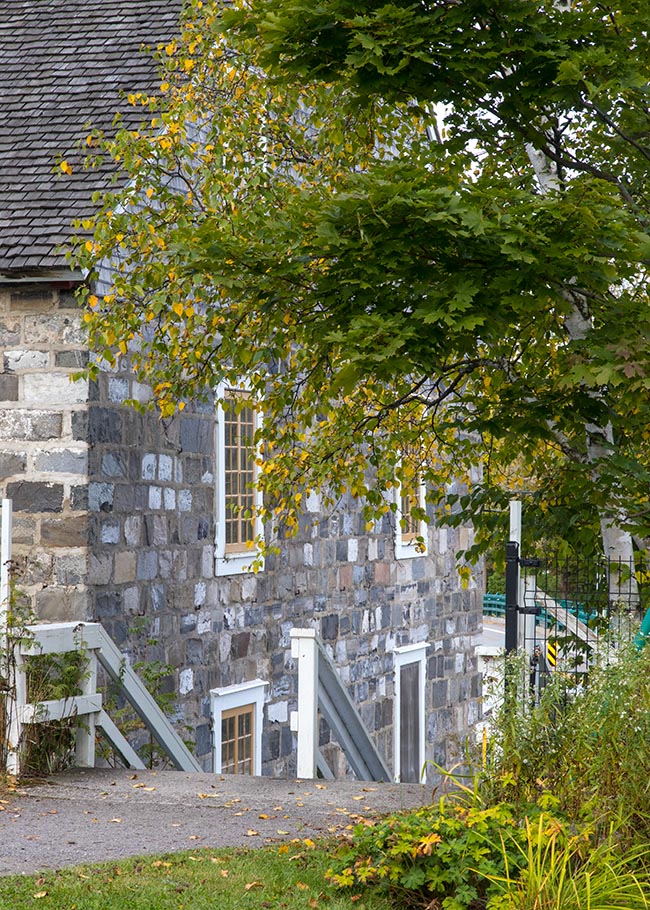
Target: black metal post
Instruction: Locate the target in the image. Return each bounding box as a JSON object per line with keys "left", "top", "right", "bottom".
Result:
{"left": 505, "top": 541, "right": 519, "bottom": 654}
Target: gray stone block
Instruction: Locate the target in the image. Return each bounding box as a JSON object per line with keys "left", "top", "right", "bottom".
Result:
{"left": 101, "top": 451, "right": 127, "bottom": 478}
{"left": 55, "top": 350, "right": 89, "bottom": 368}
{"left": 137, "top": 550, "right": 158, "bottom": 581}
{"left": 0, "top": 450, "right": 26, "bottom": 478}
{"left": 0, "top": 374, "right": 19, "bottom": 400}
{"left": 0, "top": 410, "right": 62, "bottom": 441}
{"left": 41, "top": 515, "right": 88, "bottom": 548}
{"left": 6, "top": 480, "right": 63, "bottom": 512}
{"left": 35, "top": 449, "right": 88, "bottom": 475}
{"left": 87, "top": 408, "right": 122, "bottom": 444}
{"left": 89, "top": 482, "right": 114, "bottom": 512}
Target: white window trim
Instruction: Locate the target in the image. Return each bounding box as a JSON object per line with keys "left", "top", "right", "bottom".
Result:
{"left": 394, "top": 479, "right": 428, "bottom": 560}
{"left": 210, "top": 679, "right": 268, "bottom": 776}
{"left": 393, "top": 642, "right": 428, "bottom": 783}
{"left": 214, "top": 382, "right": 264, "bottom": 576}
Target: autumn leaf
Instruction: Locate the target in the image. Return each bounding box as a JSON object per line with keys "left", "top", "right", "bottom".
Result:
{"left": 245, "top": 881, "right": 263, "bottom": 891}
{"left": 245, "top": 829, "right": 259, "bottom": 837}
{"left": 33, "top": 892, "right": 48, "bottom": 899}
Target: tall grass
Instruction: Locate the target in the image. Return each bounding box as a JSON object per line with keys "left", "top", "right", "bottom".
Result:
{"left": 481, "top": 644, "right": 650, "bottom": 839}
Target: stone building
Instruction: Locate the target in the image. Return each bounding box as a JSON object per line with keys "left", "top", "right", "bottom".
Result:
{"left": 0, "top": 0, "right": 482, "bottom": 777}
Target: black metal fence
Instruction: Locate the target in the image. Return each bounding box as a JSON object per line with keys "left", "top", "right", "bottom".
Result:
{"left": 504, "top": 544, "right": 647, "bottom": 692}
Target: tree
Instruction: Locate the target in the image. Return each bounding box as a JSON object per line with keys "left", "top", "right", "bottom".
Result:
{"left": 73, "top": 0, "right": 650, "bottom": 561}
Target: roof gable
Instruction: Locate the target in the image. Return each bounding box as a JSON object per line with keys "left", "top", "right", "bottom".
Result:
{"left": 0, "top": 0, "right": 184, "bottom": 277}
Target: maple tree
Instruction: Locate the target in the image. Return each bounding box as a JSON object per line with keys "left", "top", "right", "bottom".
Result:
{"left": 73, "top": 0, "right": 650, "bottom": 558}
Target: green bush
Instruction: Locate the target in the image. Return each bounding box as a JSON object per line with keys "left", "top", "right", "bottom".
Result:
{"left": 328, "top": 796, "right": 573, "bottom": 910}
{"left": 481, "top": 645, "right": 650, "bottom": 838}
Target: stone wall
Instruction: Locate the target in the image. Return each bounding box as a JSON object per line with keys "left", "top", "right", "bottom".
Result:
{"left": 0, "top": 281, "right": 482, "bottom": 777}
{"left": 0, "top": 283, "right": 90, "bottom": 620}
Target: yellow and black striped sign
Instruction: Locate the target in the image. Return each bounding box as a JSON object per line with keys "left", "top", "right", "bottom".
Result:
{"left": 547, "top": 641, "right": 557, "bottom": 668}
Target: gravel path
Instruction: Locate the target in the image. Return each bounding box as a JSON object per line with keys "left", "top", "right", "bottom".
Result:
{"left": 0, "top": 769, "right": 430, "bottom": 876}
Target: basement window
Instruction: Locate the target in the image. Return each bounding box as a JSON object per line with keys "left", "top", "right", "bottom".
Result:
{"left": 210, "top": 679, "right": 268, "bottom": 775}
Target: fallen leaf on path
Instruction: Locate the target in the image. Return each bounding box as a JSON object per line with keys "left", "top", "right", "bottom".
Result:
{"left": 109, "top": 818, "right": 122, "bottom": 823}
{"left": 188, "top": 835, "right": 201, "bottom": 840}
{"left": 245, "top": 829, "right": 259, "bottom": 837}
{"left": 315, "top": 784, "right": 326, "bottom": 790}
{"left": 277, "top": 829, "right": 289, "bottom": 835}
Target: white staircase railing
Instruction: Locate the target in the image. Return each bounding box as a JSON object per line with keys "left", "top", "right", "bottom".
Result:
{"left": 1, "top": 497, "right": 200, "bottom": 776}
{"left": 6, "top": 621, "right": 201, "bottom": 776}
{"left": 290, "top": 628, "right": 391, "bottom": 782}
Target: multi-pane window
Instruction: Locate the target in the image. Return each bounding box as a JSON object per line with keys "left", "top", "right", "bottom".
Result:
{"left": 221, "top": 703, "right": 254, "bottom": 775}
{"left": 215, "top": 386, "right": 263, "bottom": 576}
{"left": 395, "top": 476, "right": 428, "bottom": 559}
{"left": 224, "top": 395, "right": 255, "bottom": 554}
{"left": 400, "top": 486, "right": 420, "bottom": 547}
{"left": 210, "top": 679, "right": 267, "bottom": 775}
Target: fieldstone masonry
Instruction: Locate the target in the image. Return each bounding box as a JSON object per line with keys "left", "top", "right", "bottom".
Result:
{"left": 0, "top": 283, "right": 482, "bottom": 777}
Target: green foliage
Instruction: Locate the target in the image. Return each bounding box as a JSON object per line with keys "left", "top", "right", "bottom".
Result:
{"left": 71, "top": 0, "right": 650, "bottom": 556}
{"left": 329, "top": 797, "right": 560, "bottom": 909}
{"left": 482, "top": 645, "right": 650, "bottom": 839}
{"left": 486, "top": 820, "right": 650, "bottom": 910}
{"left": 97, "top": 628, "right": 180, "bottom": 769}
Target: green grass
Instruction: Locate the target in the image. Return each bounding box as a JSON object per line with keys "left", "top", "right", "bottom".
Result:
{"left": 0, "top": 841, "right": 390, "bottom": 910}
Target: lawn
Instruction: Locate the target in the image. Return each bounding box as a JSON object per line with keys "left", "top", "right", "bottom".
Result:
{"left": 0, "top": 841, "right": 388, "bottom": 910}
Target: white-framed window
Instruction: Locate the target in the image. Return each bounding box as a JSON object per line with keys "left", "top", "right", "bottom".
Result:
{"left": 393, "top": 642, "right": 428, "bottom": 783}
{"left": 210, "top": 679, "right": 268, "bottom": 775}
{"left": 394, "top": 477, "right": 428, "bottom": 559}
{"left": 214, "top": 384, "right": 264, "bottom": 576}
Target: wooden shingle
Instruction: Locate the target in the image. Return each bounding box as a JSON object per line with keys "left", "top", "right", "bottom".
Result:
{"left": 0, "top": 0, "right": 184, "bottom": 277}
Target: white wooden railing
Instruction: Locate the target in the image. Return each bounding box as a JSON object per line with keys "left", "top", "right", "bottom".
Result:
{"left": 0, "top": 499, "right": 200, "bottom": 776}
{"left": 290, "top": 628, "right": 391, "bottom": 781}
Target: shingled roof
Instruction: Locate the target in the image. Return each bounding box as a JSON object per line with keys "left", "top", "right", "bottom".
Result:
{"left": 0, "top": 0, "right": 184, "bottom": 279}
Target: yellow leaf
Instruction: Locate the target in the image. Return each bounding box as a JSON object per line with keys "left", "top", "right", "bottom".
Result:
{"left": 110, "top": 818, "right": 122, "bottom": 823}
{"left": 245, "top": 881, "right": 263, "bottom": 891}
{"left": 60, "top": 160, "right": 73, "bottom": 175}
{"left": 172, "top": 302, "right": 184, "bottom": 317}
{"left": 296, "top": 882, "right": 309, "bottom": 891}
{"left": 277, "top": 829, "right": 290, "bottom": 835}
{"left": 245, "top": 829, "right": 259, "bottom": 837}
{"left": 33, "top": 893, "right": 48, "bottom": 899}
